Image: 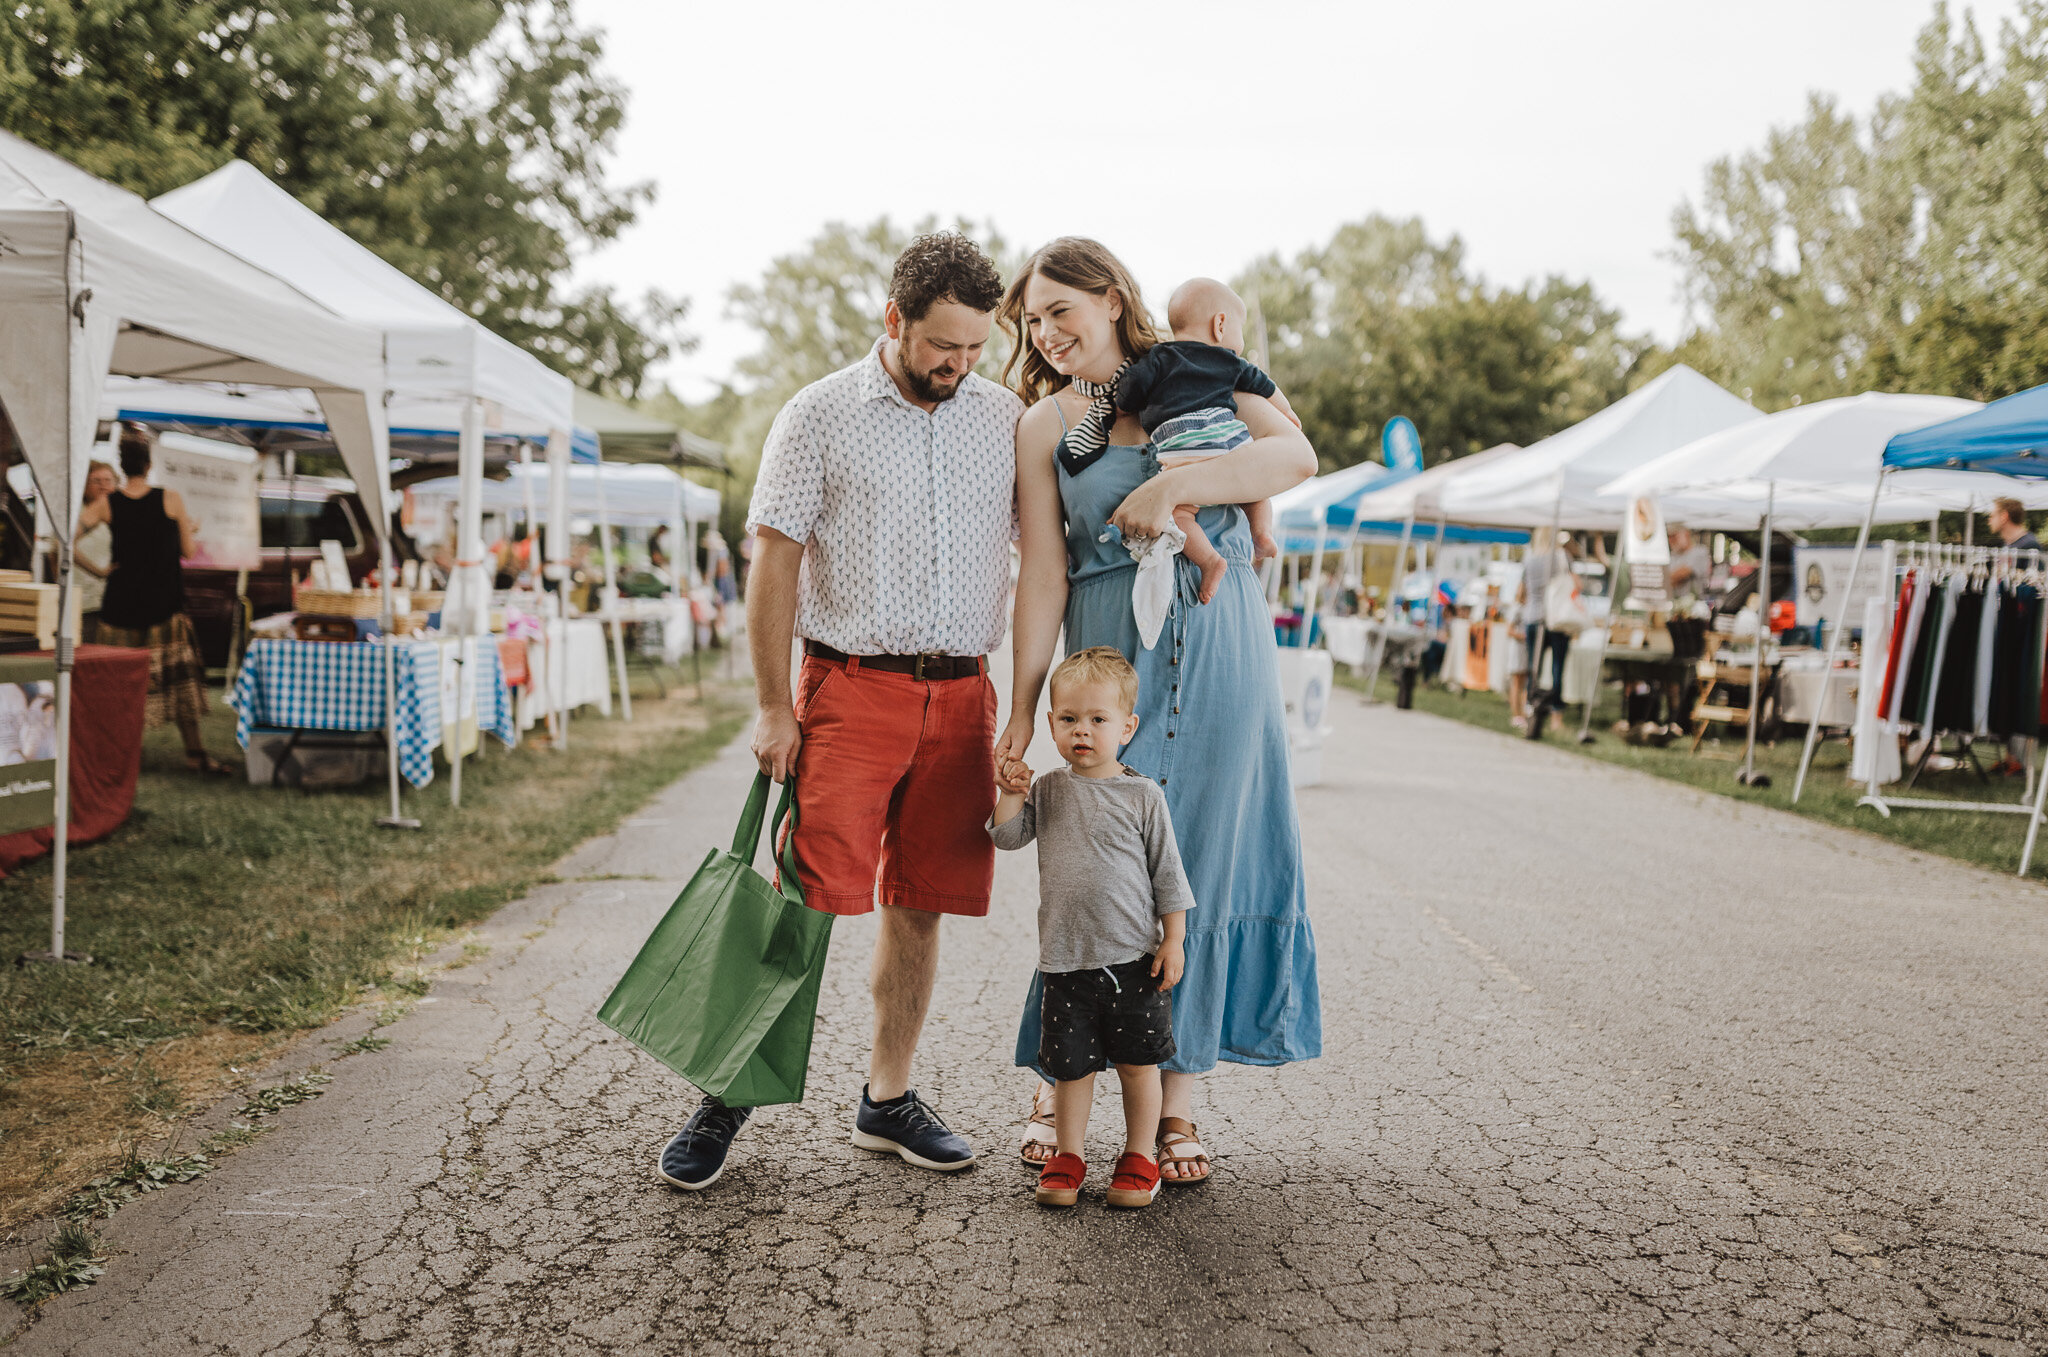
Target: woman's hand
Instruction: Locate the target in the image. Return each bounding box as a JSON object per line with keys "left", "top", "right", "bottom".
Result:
{"left": 1110, "top": 467, "right": 1187, "bottom": 544}
{"left": 994, "top": 711, "right": 1036, "bottom": 769}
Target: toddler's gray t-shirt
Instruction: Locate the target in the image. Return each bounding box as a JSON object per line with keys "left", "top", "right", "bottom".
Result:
{"left": 989, "top": 766, "right": 1196, "bottom": 972}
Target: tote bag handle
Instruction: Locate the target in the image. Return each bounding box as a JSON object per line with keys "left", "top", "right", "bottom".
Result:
{"left": 731, "top": 772, "right": 804, "bottom": 907}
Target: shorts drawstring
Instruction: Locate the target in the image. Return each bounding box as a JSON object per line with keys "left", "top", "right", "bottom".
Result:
{"left": 1102, "top": 966, "right": 1122, "bottom": 993}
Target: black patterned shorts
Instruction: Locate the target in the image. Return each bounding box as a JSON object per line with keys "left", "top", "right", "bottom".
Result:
{"left": 1038, "top": 957, "right": 1176, "bottom": 1081}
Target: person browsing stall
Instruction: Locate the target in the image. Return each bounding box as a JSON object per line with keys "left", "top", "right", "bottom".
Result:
{"left": 991, "top": 646, "right": 1195, "bottom": 1209}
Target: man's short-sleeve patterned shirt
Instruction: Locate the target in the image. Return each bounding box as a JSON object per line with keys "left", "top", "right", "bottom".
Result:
{"left": 746, "top": 338, "right": 1024, "bottom": 657}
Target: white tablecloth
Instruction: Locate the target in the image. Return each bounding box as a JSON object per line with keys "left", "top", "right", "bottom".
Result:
{"left": 519, "top": 617, "right": 612, "bottom": 728}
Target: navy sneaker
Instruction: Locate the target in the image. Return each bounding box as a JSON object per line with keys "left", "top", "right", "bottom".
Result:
{"left": 851, "top": 1086, "right": 975, "bottom": 1171}
{"left": 656, "top": 1097, "right": 751, "bottom": 1191}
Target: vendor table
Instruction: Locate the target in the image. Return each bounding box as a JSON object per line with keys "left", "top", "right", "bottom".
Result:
{"left": 1776, "top": 652, "right": 1858, "bottom": 727}
{"left": 0, "top": 645, "right": 148, "bottom": 878}
{"left": 228, "top": 637, "right": 515, "bottom": 787}
{"left": 519, "top": 617, "right": 612, "bottom": 730}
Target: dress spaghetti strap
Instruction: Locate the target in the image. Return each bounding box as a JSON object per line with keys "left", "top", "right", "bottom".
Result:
{"left": 1054, "top": 395, "right": 1070, "bottom": 433}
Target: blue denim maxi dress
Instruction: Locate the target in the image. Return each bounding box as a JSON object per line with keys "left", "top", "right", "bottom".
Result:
{"left": 1013, "top": 440, "right": 1322, "bottom": 1073}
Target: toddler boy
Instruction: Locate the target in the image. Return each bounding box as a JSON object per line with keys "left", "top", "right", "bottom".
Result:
{"left": 990, "top": 646, "right": 1195, "bottom": 1209}
{"left": 1116, "top": 278, "right": 1296, "bottom": 602}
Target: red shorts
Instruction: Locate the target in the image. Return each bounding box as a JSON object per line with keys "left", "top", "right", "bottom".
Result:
{"left": 786, "top": 654, "right": 997, "bottom": 917}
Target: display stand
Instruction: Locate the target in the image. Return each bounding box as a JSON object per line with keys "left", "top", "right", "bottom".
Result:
{"left": 1794, "top": 512, "right": 2048, "bottom": 873}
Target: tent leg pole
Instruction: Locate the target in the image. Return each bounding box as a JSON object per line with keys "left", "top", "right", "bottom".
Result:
{"left": 1794, "top": 472, "right": 1884, "bottom": 802}
{"left": 592, "top": 454, "right": 632, "bottom": 722}
{"left": 2020, "top": 731, "right": 2048, "bottom": 876}
{"left": 26, "top": 541, "right": 86, "bottom": 964}
{"left": 449, "top": 639, "right": 464, "bottom": 810}
{"left": 1740, "top": 487, "right": 1773, "bottom": 785}
{"left": 377, "top": 538, "right": 419, "bottom": 830}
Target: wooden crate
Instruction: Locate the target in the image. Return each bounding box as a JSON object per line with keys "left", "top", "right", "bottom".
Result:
{"left": 293, "top": 588, "right": 382, "bottom": 619}
{"left": 0, "top": 583, "right": 74, "bottom": 649}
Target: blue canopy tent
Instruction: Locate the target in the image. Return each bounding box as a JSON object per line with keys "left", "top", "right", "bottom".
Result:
{"left": 1280, "top": 521, "right": 1527, "bottom": 555}
{"left": 1792, "top": 382, "right": 2048, "bottom": 872}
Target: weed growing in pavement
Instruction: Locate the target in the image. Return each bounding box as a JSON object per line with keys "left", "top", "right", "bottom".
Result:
{"left": 61, "top": 1150, "right": 213, "bottom": 1222}
{"left": 237, "top": 1070, "right": 332, "bottom": 1118}
{"left": 204, "top": 1123, "right": 267, "bottom": 1152}
{"left": 335, "top": 1033, "right": 392, "bottom": 1056}
{"left": 0, "top": 1222, "right": 106, "bottom": 1305}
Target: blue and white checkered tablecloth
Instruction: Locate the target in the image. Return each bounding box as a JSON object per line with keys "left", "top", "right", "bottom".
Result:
{"left": 229, "top": 638, "right": 517, "bottom": 787}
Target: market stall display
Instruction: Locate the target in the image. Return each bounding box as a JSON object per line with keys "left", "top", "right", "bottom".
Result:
{"left": 1786, "top": 381, "right": 2048, "bottom": 873}
{"left": 229, "top": 637, "right": 515, "bottom": 788}
{"left": 0, "top": 646, "right": 147, "bottom": 878}
{"left": 0, "top": 130, "right": 389, "bottom": 964}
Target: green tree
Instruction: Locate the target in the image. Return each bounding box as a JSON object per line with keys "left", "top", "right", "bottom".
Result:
{"left": 0, "top": 0, "right": 686, "bottom": 396}
{"left": 1670, "top": 2, "right": 2048, "bottom": 404}
{"left": 1235, "top": 216, "right": 1648, "bottom": 471}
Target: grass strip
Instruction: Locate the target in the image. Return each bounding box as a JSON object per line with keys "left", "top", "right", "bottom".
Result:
{"left": 0, "top": 673, "right": 747, "bottom": 1226}
{"left": 1339, "top": 668, "right": 2048, "bottom": 882}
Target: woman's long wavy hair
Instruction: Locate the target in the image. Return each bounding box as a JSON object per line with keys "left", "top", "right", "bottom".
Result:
{"left": 999, "top": 237, "right": 1163, "bottom": 407}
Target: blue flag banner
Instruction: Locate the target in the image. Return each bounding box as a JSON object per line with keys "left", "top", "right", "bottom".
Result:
{"left": 1381, "top": 417, "right": 1423, "bottom": 475}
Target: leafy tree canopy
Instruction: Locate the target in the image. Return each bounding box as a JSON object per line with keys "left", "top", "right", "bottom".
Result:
{"left": 1233, "top": 215, "right": 1651, "bottom": 471}
{"left": 1672, "top": 1, "right": 2048, "bottom": 404}
{"left": 0, "top": 0, "right": 687, "bottom": 396}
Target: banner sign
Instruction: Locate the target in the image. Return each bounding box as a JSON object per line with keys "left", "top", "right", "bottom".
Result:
{"left": 1624, "top": 496, "right": 1670, "bottom": 564}
{"left": 1795, "top": 544, "right": 1890, "bottom": 631}
{"left": 156, "top": 435, "right": 260, "bottom": 570}
{"left": 0, "top": 654, "right": 58, "bottom": 834}
{"left": 1381, "top": 417, "right": 1423, "bottom": 475}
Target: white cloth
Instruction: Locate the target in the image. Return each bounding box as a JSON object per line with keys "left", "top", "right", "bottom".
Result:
{"left": 746, "top": 338, "right": 1024, "bottom": 657}
{"left": 1109, "top": 523, "right": 1188, "bottom": 650}
{"left": 75, "top": 520, "right": 110, "bottom": 614}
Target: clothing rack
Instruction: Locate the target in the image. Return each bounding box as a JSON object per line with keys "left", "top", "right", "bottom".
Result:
{"left": 1856, "top": 541, "right": 2048, "bottom": 866}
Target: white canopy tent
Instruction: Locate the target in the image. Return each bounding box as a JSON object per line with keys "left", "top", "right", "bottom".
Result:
{"left": 147, "top": 160, "right": 605, "bottom": 779}
{"left": 0, "top": 130, "right": 390, "bottom": 963}
{"left": 1435, "top": 366, "right": 1759, "bottom": 529}
{"left": 413, "top": 463, "right": 719, "bottom": 526}
{"left": 1600, "top": 391, "right": 2048, "bottom": 784}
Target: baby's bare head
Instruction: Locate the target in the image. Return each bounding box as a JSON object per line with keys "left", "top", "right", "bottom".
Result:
{"left": 1167, "top": 277, "right": 1248, "bottom": 351}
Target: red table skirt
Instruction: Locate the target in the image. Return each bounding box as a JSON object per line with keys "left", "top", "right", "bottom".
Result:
{"left": 0, "top": 645, "right": 149, "bottom": 878}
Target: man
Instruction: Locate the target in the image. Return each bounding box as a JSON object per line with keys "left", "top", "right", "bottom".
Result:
{"left": 1667, "top": 525, "right": 1711, "bottom": 601}
{"left": 1989, "top": 497, "right": 2041, "bottom": 552}
{"left": 657, "top": 234, "right": 1021, "bottom": 1190}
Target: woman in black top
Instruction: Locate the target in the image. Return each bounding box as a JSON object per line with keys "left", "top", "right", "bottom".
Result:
{"left": 73, "top": 425, "right": 234, "bottom": 775}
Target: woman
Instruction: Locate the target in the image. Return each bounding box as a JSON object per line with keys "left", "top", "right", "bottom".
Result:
{"left": 74, "top": 460, "right": 118, "bottom": 640}
{"left": 74, "top": 425, "right": 234, "bottom": 775}
{"left": 998, "top": 239, "right": 1322, "bottom": 1184}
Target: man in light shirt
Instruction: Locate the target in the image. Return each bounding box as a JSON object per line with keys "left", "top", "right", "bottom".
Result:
{"left": 656, "top": 234, "right": 1024, "bottom": 1191}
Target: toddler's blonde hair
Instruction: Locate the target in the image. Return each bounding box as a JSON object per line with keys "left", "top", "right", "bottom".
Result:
{"left": 1049, "top": 645, "right": 1139, "bottom": 713}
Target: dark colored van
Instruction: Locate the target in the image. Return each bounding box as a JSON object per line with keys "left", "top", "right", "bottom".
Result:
{"left": 184, "top": 476, "right": 376, "bottom": 668}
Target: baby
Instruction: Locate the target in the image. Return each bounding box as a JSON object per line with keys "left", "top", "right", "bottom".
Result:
{"left": 1116, "top": 278, "right": 1295, "bottom": 603}
{"left": 990, "top": 646, "right": 1195, "bottom": 1210}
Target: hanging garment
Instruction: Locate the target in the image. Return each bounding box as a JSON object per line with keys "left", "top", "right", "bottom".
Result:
{"left": 1989, "top": 583, "right": 2041, "bottom": 738}
{"left": 1879, "top": 569, "right": 1918, "bottom": 723}
{"left": 1920, "top": 577, "right": 1964, "bottom": 732}
{"left": 1934, "top": 582, "right": 1983, "bottom": 734}
{"left": 1900, "top": 578, "right": 1946, "bottom": 729}
{"left": 1974, "top": 579, "right": 2000, "bottom": 736}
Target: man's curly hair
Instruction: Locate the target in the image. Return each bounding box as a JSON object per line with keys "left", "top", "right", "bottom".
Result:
{"left": 890, "top": 232, "right": 1004, "bottom": 323}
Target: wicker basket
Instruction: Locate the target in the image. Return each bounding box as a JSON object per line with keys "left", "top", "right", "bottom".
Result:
{"left": 294, "top": 587, "right": 383, "bottom": 619}
{"left": 407, "top": 591, "right": 445, "bottom": 616}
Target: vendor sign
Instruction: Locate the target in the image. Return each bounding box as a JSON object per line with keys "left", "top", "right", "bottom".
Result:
{"left": 1621, "top": 497, "right": 1671, "bottom": 611}
{"left": 156, "top": 434, "right": 260, "bottom": 570}
{"left": 1794, "top": 544, "right": 1889, "bottom": 632}
{"left": 0, "top": 655, "right": 58, "bottom": 834}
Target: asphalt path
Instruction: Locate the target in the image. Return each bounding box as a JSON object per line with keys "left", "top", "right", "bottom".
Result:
{"left": 7, "top": 666, "right": 2045, "bottom": 1355}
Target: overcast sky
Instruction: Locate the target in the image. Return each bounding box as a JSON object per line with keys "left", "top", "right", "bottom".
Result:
{"left": 570, "top": 0, "right": 2022, "bottom": 400}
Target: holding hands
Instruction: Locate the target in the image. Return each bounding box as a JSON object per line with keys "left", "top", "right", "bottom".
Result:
{"left": 996, "top": 756, "right": 1033, "bottom": 795}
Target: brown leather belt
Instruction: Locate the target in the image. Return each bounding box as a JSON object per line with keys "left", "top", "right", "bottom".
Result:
{"left": 804, "top": 641, "right": 984, "bottom": 681}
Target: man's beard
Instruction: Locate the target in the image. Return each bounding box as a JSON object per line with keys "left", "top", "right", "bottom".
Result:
{"left": 901, "top": 354, "right": 964, "bottom": 404}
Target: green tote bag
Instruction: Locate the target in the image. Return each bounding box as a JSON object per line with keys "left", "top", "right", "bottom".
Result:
{"left": 598, "top": 773, "right": 833, "bottom": 1107}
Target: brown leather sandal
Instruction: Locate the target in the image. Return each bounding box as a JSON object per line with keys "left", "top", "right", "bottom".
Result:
{"left": 1019, "top": 1081, "right": 1058, "bottom": 1166}
{"left": 1155, "top": 1117, "right": 1212, "bottom": 1184}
